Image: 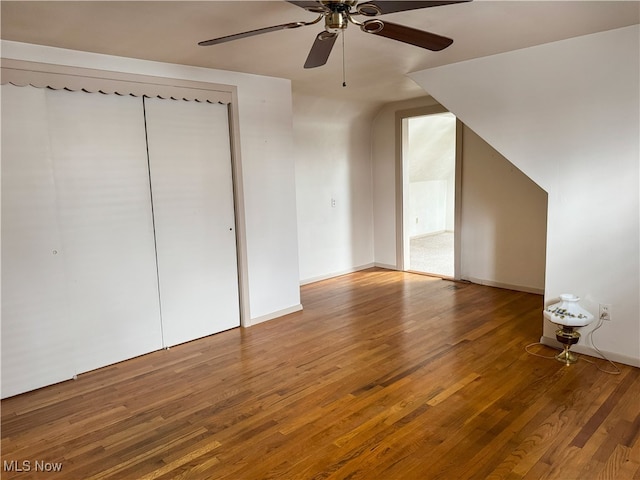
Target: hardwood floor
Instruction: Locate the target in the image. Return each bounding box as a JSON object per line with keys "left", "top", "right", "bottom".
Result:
{"left": 2, "top": 268, "right": 639, "bottom": 479}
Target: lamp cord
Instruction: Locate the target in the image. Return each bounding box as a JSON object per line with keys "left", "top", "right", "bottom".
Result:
{"left": 583, "top": 316, "right": 621, "bottom": 374}
{"left": 525, "top": 342, "right": 559, "bottom": 359}
{"left": 524, "top": 316, "right": 621, "bottom": 375}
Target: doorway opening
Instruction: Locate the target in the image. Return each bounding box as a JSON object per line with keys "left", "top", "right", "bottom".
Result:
{"left": 399, "top": 109, "right": 459, "bottom": 278}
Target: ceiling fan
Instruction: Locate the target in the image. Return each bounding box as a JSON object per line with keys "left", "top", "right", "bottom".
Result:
{"left": 198, "top": 0, "right": 471, "bottom": 69}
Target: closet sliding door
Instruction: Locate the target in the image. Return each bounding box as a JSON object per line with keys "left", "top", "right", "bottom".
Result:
{"left": 144, "top": 98, "right": 240, "bottom": 347}
{"left": 46, "top": 90, "right": 163, "bottom": 374}
{"left": 1, "top": 85, "right": 75, "bottom": 398}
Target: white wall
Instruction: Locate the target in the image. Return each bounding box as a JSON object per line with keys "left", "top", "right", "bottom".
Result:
{"left": 293, "top": 93, "right": 375, "bottom": 284}
{"left": 1, "top": 40, "right": 302, "bottom": 326}
{"left": 461, "top": 126, "right": 547, "bottom": 293}
{"left": 410, "top": 25, "right": 640, "bottom": 366}
{"left": 408, "top": 180, "right": 448, "bottom": 237}
{"left": 406, "top": 113, "right": 457, "bottom": 238}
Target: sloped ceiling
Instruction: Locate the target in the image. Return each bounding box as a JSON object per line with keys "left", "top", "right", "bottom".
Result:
{"left": 1, "top": 1, "right": 638, "bottom": 106}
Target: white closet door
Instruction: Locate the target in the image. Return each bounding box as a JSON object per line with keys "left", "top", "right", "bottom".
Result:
{"left": 46, "top": 90, "right": 163, "bottom": 374}
{"left": 1, "top": 85, "right": 75, "bottom": 398}
{"left": 144, "top": 98, "right": 240, "bottom": 347}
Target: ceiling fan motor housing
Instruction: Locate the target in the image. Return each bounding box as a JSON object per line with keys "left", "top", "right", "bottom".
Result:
{"left": 322, "top": 1, "right": 357, "bottom": 32}
{"left": 326, "top": 12, "right": 348, "bottom": 32}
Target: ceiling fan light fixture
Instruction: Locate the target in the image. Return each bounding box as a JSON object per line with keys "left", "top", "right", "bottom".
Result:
{"left": 318, "top": 30, "right": 338, "bottom": 41}
{"left": 361, "top": 19, "right": 384, "bottom": 34}
{"left": 356, "top": 3, "right": 382, "bottom": 16}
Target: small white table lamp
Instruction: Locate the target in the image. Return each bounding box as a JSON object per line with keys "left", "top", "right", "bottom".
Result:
{"left": 543, "top": 294, "right": 594, "bottom": 365}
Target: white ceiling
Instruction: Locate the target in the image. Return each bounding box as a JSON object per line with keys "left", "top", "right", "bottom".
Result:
{"left": 2, "top": 1, "right": 639, "bottom": 106}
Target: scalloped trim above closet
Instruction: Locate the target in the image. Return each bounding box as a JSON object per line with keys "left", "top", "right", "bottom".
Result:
{"left": 1, "top": 58, "right": 234, "bottom": 104}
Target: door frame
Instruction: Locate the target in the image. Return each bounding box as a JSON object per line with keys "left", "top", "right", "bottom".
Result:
{"left": 395, "top": 105, "right": 463, "bottom": 279}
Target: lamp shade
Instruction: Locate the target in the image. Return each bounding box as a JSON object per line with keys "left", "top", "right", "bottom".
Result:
{"left": 543, "top": 294, "right": 594, "bottom": 327}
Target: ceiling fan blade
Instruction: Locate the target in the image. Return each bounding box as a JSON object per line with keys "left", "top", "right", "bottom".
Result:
{"left": 363, "top": 20, "right": 453, "bottom": 51}
{"left": 357, "top": 0, "right": 471, "bottom": 15}
{"left": 286, "top": 0, "right": 324, "bottom": 11}
{"left": 304, "top": 31, "right": 338, "bottom": 68}
{"left": 198, "top": 22, "right": 305, "bottom": 46}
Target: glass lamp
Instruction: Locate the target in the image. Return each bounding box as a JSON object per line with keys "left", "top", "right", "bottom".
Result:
{"left": 543, "top": 294, "right": 594, "bottom": 365}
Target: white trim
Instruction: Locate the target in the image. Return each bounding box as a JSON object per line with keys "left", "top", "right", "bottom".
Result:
{"left": 299, "top": 263, "right": 377, "bottom": 286}
{"left": 1, "top": 59, "right": 233, "bottom": 104}
{"left": 540, "top": 336, "right": 640, "bottom": 368}
{"left": 464, "top": 276, "right": 544, "bottom": 295}
{"left": 248, "top": 304, "right": 303, "bottom": 327}
{"left": 395, "top": 104, "right": 461, "bottom": 280}
{"left": 374, "top": 262, "right": 398, "bottom": 271}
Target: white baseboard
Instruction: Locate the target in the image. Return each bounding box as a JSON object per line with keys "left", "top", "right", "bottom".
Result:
{"left": 373, "top": 262, "right": 398, "bottom": 271}
{"left": 300, "top": 263, "right": 378, "bottom": 286}
{"left": 540, "top": 335, "right": 640, "bottom": 368}
{"left": 464, "top": 276, "right": 544, "bottom": 295}
{"left": 247, "top": 304, "right": 303, "bottom": 327}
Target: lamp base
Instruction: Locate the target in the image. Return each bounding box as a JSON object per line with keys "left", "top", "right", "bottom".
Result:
{"left": 555, "top": 327, "right": 581, "bottom": 365}
{"left": 555, "top": 346, "right": 579, "bottom": 365}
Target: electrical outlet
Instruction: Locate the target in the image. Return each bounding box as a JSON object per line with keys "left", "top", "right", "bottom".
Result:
{"left": 599, "top": 304, "right": 612, "bottom": 322}
{"left": 331, "top": 198, "right": 336, "bottom": 208}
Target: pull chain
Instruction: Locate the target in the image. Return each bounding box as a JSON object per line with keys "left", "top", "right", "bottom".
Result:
{"left": 342, "top": 31, "right": 347, "bottom": 87}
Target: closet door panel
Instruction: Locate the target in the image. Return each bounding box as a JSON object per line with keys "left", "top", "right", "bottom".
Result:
{"left": 144, "top": 98, "right": 240, "bottom": 347}
{"left": 46, "top": 90, "right": 163, "bottom": 374}
{"left": 1, "top": 85, "right": 75, "bottom": 398}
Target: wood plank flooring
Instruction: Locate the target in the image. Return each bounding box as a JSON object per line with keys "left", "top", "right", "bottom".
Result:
{"left": 2, "top": 268, "right": 639, "bottom": 479}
